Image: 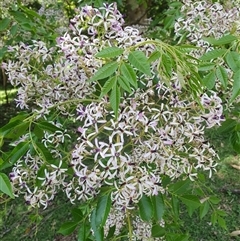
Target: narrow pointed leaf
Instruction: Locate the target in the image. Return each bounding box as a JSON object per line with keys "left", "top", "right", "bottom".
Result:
{"left": 180, "top": 195, "right": 201, "bottom": 209}
{"left": 120, "top": 63, "right": 137, "bottom": 88}
{"left": 9, "top": 11, "right": 30, "bottom": 23}
{"left": 95, "top": 193, "right": 111, "bottom": 228}
{"left": 152, "top": 193, "right": 165, "bottom": 221}
{"left": 202, "top": 72, "right": 215, "bottom": 89}
{"left": 209, "top": 196, "right": 220, "bottom": 204}
{"left": 58, "top": 221, "right": 78, "bottom": 235}
{"left": 198, "top": 62, "right": 215, "bottom": 71}
{"left": 138, "top": 194, "right": 153, "bottom": 221}
{"left": 89, "top": 62, "right": 118, "bottom": 82}
{"left": 217, "top": 119, "right": 236, "bottom": 134}
{"left": 168, "top": 179, "right": 191, "bottom": 195}
{"left": 78, "top": 222, "right": 91, "bottom": 241}
{"left": 200, "top": 201, "right": 210, "bottom": 219}
{"left": 37, "top": 121, "right": 63, "bottom": 133}
{"left": 225, "top": 51, "right": 240, "bottom": 72}
{"left": 162, "top": 53, "right": 173, "bottom": 78}
{"left": 200, "top": 49, "right": 226, "bottom": 61}
{"left": 0, "top": 119, "right": 29, "bottom": 139}
{"left": 217, "top": 216, "right": 227, "bottom": 229}
{"left": 0, "top": 173, "right": 14, "bottom": 198}
{"left": 90, "top": 209, "right": 104, "bottom": 241}
{"left": 0, "top": 120, "right": 22, "bottom": 137}
{"left": 95, "top": 47, "right": 124, "bottom": 58}
{"left": 0, "top": 18, "right": 11, "bottom": 32}
{"left": 148, "top": 51, "right": 161, "bottom": 63}
{"left": 216, "top": 66, "right": 228, "bottom": 89}
{"left": 0, "top": 142, "right": 29, "bottom": 170}
{"left": 128, "top": 50, "right": 151, "bottom": 76}
{"left": 203, "top": 34, "right": 237, "bottom": 45}
{"left": 72, "top": 208, "right": 83, "bottom": 222}
{"left": 110, "top": 84, "right": 120, "bottom": 117}
{"left": 230, "top": 69, "right": 240, "bottom": 102}
{"left": 100, "top": 76, "right": 117, "bottom": 98}
{"left": 171, "top": 195, "right": 179, "bottom": 218}
{"left": 33, "top": 142, "right": 56, "bottom": 165}
{"left": 118, "top": 76, "right": 131, "bottom": 93}
{"left": 151, "top": 224, "right": 165, "bottom": 237}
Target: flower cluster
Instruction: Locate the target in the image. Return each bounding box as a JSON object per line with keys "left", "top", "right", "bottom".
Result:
{"left": 174, "top": 0, "right": 240, "bottom": 111}
{"left": 175, "top": 0, "right": 240, "bottom": 56}
{"left": 3, "top": 3, "right": 224, "bottom": 239}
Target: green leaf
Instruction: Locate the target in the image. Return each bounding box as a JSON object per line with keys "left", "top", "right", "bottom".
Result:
{"left": 117, "top": 76, "right": 131, "bottom": 93}
{"left": 211, "top": 212, "right": 218, "bottom": 225}
{"left": 163, "top": 15, "right": 175, "bottom": 29}
{"left": 21, "top": 23, "right": 35, "bottom": 32}
{"left": 0, "top": 18, "right": 11, "bottom": 32}
{"left": 198, "top": 62, "right": 216, "bottom": 71}
{"left": 90, "top": 209, "right": 104, "bottom": 241}
{"left": 0, "top": 173, "right": 14, "bottom": 198}
{"left": 0, "top": 142, "right": 29, "bottom": 170}
{"left": 100, "top": 76, "right": 117, "bottom": 98}
{"left": 225, "top": 51, "right": 240, "bottom": 72}
{"left": 230, "top": 69, "right": 240, "bottom": 102}
{"left": 106, "top": 225, "right": 116, "bottom": 239}
{"left": 217, "top": 216, "right": 227, "bottom": 229}
{"left": 148, "top": 51, "right": 161, "bottom": 63}
{"left": 203, "top": 34, "right": 237, "bottom": 45}
{"left": 120, "top": 63, "right": 137, "bottom": 88}
{"left": 10, "top": 24, "right": 19, "bottom": 36}
{"left": 199, "top": 201, "right": 210, "bottom": 219}
{"left": 152, "top": 193, "right": 165, "bottom": 221}
{"left": 78, "top": 224, "right": 87, "bottom": 241}
{"left": 110, "top": 83, "right": 120, "bottom": 118}
{"left": 171, "top": 196, "right": 179, "bottom": 218}
{"left": 72, "top": 208, "right": 83, "bottom": 222}
{"left": 230, "top": 131, "right": 240, "bottom": 153}
{"left": 161, "top": 53, "right": 173, "bottom": 78}
{"left": 216, "top": 209, "right": 227, "bottom": 217}
{"left": 33, "top": 142, "right": 56, "bottom": 165}
{"left": 168, "top": 179, "right": 191, "bottom": 195}
{"left": 19, "top": 5, "right": 42, "bottom": 20}
{"left": 209, "top": 196, "right": 220, "bottom": 205}
{"left": 9, "top": 11, "right": 30, "bottom": 24}
{"left": 200, "top": 49, "right": 226, "bottom": 61}
{"left": 95, "top": 47, "right": 124, "bottom": 58}
{"left": 0, "top": 120, "right": 22, "bottom": 137}
{"left": 0, "top": 47, "right": 8, "bottom": 60}
{"left": 151, "top": 224, "right": 165, "bottom": 237}
{"left": 95, "top": 194, "right": 111, "bottom": 228}
{"left": 202, "top": 71, "right": 215, "bottom": 89}
{"left": 37, "top": 121, "right": 63, "bottom": 133}
{"left": 180, "top": 195, "right": 201, "bottom": 209}
{"left": 138, "top": 194, "right": 153, "bottom": 221}
{"left": 89, "top": 62, "right": 118, "bottom": 82}
{"left": 0, "top": 113, "right": 29, "bottom": 137}
{"left": 33, "top": 124, "right": 44, "bottom": 139}
{"left": 128, "top": 50, "right": 151, "bottom": 76}
{"left": 0, "top": 120, "right": 29, "bottom": 139}
{"left": 58, "top": 221, "right": 78, "bottom": 235}
{"left": 217, "top": 119, "right": 236, "bottom": 134}
{"left": 215, "top": 66, "right": 228, "bottom": 89}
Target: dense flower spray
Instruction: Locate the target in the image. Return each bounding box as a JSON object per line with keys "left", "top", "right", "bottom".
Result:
{"left": 3, "top": 2, "right": 225, "bottom": 240}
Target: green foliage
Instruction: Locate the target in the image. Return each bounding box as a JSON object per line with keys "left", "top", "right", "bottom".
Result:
{"left": 128, "top": 50, "right": 151, "bottom": 76}
{"left": 0, "top": 173, "right": 14, "bottom": 198}
{"left": 138, "top": 194, "right": 153, "bottom": 221}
